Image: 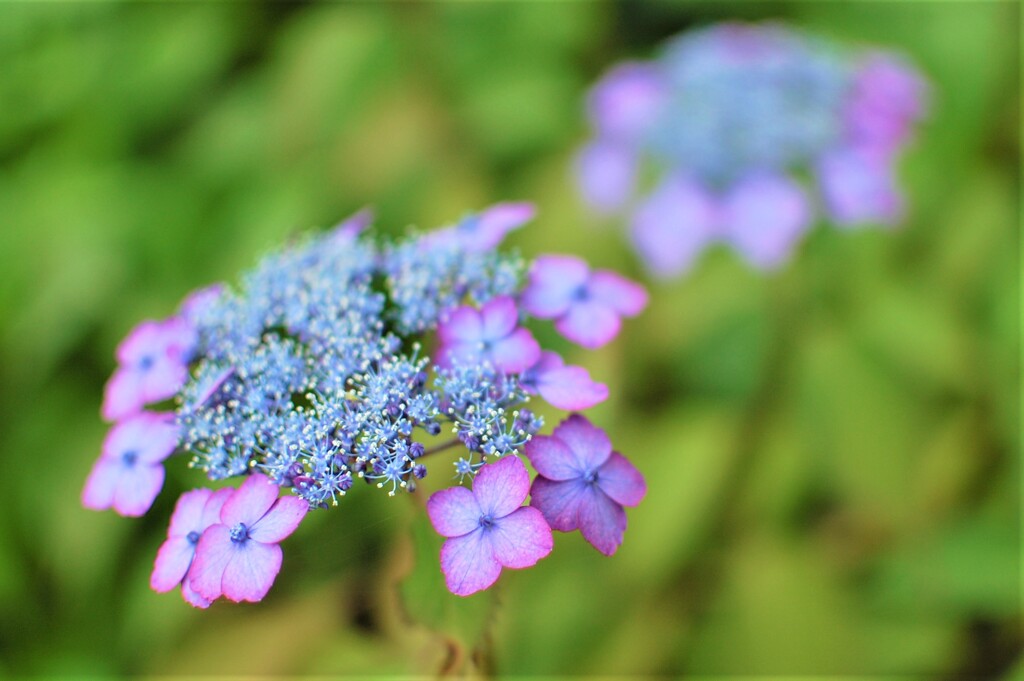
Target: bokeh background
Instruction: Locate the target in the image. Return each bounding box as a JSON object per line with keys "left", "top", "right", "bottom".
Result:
{"left": 0, "top": 1, "right": 1019, "bottom": 677}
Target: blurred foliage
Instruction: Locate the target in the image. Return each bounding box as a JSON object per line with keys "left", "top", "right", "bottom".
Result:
{"left": 0, "top": 1, "right": 1019, "bottom": 677}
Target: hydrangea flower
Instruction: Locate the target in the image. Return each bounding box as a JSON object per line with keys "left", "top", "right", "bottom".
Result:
{"left": 427, "top": 455, "right": 552, "bottom": 596}
{"left": 150, "top": 488, "right": 233, "bottom": 608}
{"left": 84, "top": 204, "right": 645, "bottom": 603}
{"left": 102, "top": 317, "right": 194, "bottom": 421}
{"left": 525, "top": 414, "right": 646, "bottom": 556}
{"left": 81, "top": 412, "right": 178, "bottom": 517}
{"left": 190, "top": 473, "right": 308, "bottom": 603}
{"left": 576, "top": 22, "right": 928, "bottom": 276}
{"left": 520, "top": 255, "right": 648, "bottom": 348}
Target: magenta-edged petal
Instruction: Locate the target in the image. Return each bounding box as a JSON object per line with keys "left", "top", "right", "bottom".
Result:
{"left": 112, "top": 464, "right": 164, "bottom": 517}
{"left": 166, "top": 489, "right": 212, "bottom": 538}
{"left": 427, "top": 485, "right": 483, "bottom": 538}
{"left": 818, "top": 148, "right": 904, "bottom": 228}
{"left": 536, "top": 365, "right": 609, "bottom": 411}
{"left": 151, "top": 537, "right": 195, "bottom": 592}
{"left": 525, "top": 434, "right": 583, "bottom": 481}
{"left": 201, "top": 488, "right": 234, "bottom": 527}
{"left": 330, "top": 207, "right": 374, "bottom": 243}
{"left": 221, "top": 473, "right": 279, "bottom": 527}
{"left": 189, "top": 525, "right": 233, "bottom": 601}
{"left": 529, "top": 350, "right": 564, "bottom": 376}
{"left": 555, "top": 300, "right": 620, "bottom": 350}
{"left": 575, "top": 142, "right": 637, "bottom": 213}
{"left": 520, "top": 255, "right": 590, "bottom": 319}
{"left": 588, "top": 62, "right": 666, "bottom": 141}
{"left": 529, "top": 477, "right": 586, "bottom": 532}
{"left": 101, "top": 368, "right": 143, "bottom": 421}
{"left": 180, "top": 283, "right": 225, "bottom": 324}
{"left": 597, "top": 452, "right": 647, "bottom": 507}
{"left": 102, "top": 412, "right": 178, "bottom": 464}
{"left": 139, "top": 358, "right": 189, "bottom": 405}
{"left": 81, "top": 458, "right": 120, "bottom": 511}
{"left": 552, "top": 414, "right": 613, "bottom": 470}
{"left": 722, "top": 174, "right": 811, "bottom": 269}
{"left": 221, "top": 541, "right": 283, "bottom": 603}
{"left": 587, "top": 271, "right": 648, "bottom": 316}
{"left": 488, "top": 328, "right": 541, "bottom": 374}
{"left": 115, "top": 320, "right": 164, "bottom": 365}
{"left": 630, "top": 177, "right": 719, "bottom": 278}
{"left": 181, "top": 579, "right": 212, "bottom": 609}
{"left": 249, "top": 496, "right": 309, "bottom": 543}
{"left": 439, "top": 529, "right": 502, "bottom": 597}
{"left": 480, "top": 296, "right": 519, "bottom": 340}
{"left": 473, "top": 455, "right": 530, "bottom": 519}
{"left": 461, "top": 202, "right": 535, "bottom": 252}
{"left": 488, "top": 506, "right": 553, "bottom": 569}
{"left": 438, "top": 306, "right": 482, "bottom": 345}
{"left": 577, "top": 488, "right": 628, "bottom": 556}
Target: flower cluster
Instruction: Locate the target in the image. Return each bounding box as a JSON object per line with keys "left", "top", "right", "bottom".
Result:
{"left": 84, "top": 204, "right": 647, "bottom": 603}
{"left": 576, "top": 22, "right": 928, "bottom": 276}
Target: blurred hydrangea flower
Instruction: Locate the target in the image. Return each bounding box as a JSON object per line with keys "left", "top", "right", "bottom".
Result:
{"left": 576, "top": 22, "right": 928, "bottom": 276}
{"left": 84, "top": 204, "right": 646, "bottom": 604}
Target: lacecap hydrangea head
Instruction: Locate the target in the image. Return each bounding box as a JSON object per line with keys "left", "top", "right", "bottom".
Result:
{"left": 83, "top": 203, "right": 648, "bottom": 604}
{"left": 576, "top": 21, "right": 929, "bottom": 277}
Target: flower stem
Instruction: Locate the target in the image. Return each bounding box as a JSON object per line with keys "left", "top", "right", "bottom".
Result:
{"left": 421, "top": 438, "right": 463, "bottom": 458}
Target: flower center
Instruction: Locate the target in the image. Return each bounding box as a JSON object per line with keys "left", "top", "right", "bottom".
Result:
{"left": 186, "top": 531, "right": 201, "bottom": 545}
{"left": 584, "top": 469, "right": 599, "bottom": 485}
{"left": 121, "top": 450, "right": 139, "bottom": 467}
{"left": 478, "top": 514, "right": 495, "bottom": 529}
{"left": 229, "top": 523, "right": 249, "bottom": 543}
{"left": 572, "top": 285, "right": 590, "bottom": 302}
{"left": 138, "top": 355, "right": 155, "bottom": 371}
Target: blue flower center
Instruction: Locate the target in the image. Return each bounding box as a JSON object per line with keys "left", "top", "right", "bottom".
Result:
{"left": 584, "top": 469, "right": 599, "bottom": 486}
{"left": 121, "top": 450, "right": 139, "bottom": 467}
{"left": 229, "top": 523, "right": 249, "bottom": 543}
{"left": 186, "top": 531, "right": 201, "bottom": 545}
{"left": 572, "top": 285, "right": 590, "bottom": 302}
{"left": 138, "top": 355, "right": 155, "bottom": 371}
{"left": 478, "top": 514, "right": 495, "bottom": 530}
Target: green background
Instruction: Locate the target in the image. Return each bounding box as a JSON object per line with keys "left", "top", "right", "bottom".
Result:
{"left": 0, "top": 1, "right": 1019, "bottom": 677}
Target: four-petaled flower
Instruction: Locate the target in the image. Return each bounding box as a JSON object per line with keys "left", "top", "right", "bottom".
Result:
{"left": 427, "top": 455, "right": 553, "bottom": 596}
{"left": 521, "top": 255, "right": 648, "bottom": 349}
{"left": 102, "top": 317, "right": 195, "bottom": 421}
{"left": 150, "top": 488, "right": 233, "bottom": 608}
{"left": 525, "top": 414, "right": 646, "bottom": 556}
{"left": 520, "top": 351, "right": 608, "bottom": 411}
{"left": 81, "top": 412, "right": 179, "bottom": 517}
{"left": 437, "top": 296, "right": 541, "bottom": 373}
{"left": 190, "top": 473, "right": 309, "bottom": 603}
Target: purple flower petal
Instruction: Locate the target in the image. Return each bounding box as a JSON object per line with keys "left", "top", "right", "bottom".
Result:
{"left": 577, "top": 487, "right": 628, "bottom": 556}
{"left": 329, "top": 207, "right": 374, "bottom": 243}
{"left": 487, "top": 327, "right": 541, "bottom": 374}
{"left": 554, "top": 300, "right": 620, "bottom": 349}
{"left": 81, "top": 458, "right": 120, "bottom": 511}
{"left": 472, "top": 455, "right": 530, "bottom": 519}
{"left": 221, "top": 541, "right": 283, "bottom": 603}
{"left": 721, "top": 173, "right": 811, "bottom": 269}
{"left": 439, "top": 529, "right": 502, "bottom": 597}
{"left": 575, "top": 142, "right": 637, "bottom": 213}
{"left": 588, "top": 62, "right": 666, "bottom": 141}
{"left": 524, "top": 435, "right": 583, "bottom": 482}
{"left": 458, "top": 202, "right": 535, "bottom": 252}
{"left": 189, "top": 525, "right": 234, "bottom": 601}
{"left": 480, "top": 296, "right": 519, "bottom": 340}
{"left": 488, "top": 506, "right": 553, "bottom": 569}
{"left": 248, "top": 496, "right": 308, "bottom": 544}
{"left": 112, "top": 464, "right": 165, "bottom": 517}
{"left": 151, "top": 536, "right": 195, "bottom": 592}
{"left": 587, "top": 271, "right": 648, "bottom": 316}
{"left": 179, "top": 283, "right": 225, "bottom": 324}
{"left": 597, "top": 452, "right": 647, "bottom": 507}
{"left": 535, "top": 365, "right": 608, "bottom": 411}
{"left": 630, "top": 176, "right": 719, "bottom": 277}
{"left": 201, "top": 488, "right": 233, "bottom": 527}
{"left": 552, "top": 414, "right": 613, "bottom": 471}
{"left": 846, "top": 53, "right": 928, "bottom": 153}
{"left": 181, "top": 579, "right": 212, "bottom": 609}
{"left": 438, "top": 306, "right": 482, "bottom": 345}
{"left": 439, "top": 341, "right": 483, "bottom": 370}
{"left": 520, "top": 255, "right": 590, "bottom": 319}
{"left": 818, "top": 147, "right": 904, "bottom": 227}
{"left": 528, "top": 476, "right": 586, "bottom": 532}
{"left": 220, "top": 473, "right": 280, "bottom": 528}
{"left": 101, "top": 368, "right": 143, "bottom": 422}
{"left": 165, "top": 488, "right": 212, "bottom": 538}
{"left": 427, "top": 486, "right": 483, "bottom": 538}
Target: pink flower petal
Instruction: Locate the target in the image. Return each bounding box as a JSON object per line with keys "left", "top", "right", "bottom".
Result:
{"left": 524, "top": 435, "right": 581, "bottom": 482}
{"left": 101, "top": 368, "right": 143, "bottom": 422}
{"left": 552, "top": 414, "right": 613, "bottom": 470}
{"left": 630, "top": 176, "right": 719, "bottom": 278}
{"left": 480, "top": 296, "right": 519, "bottom": 340}
{"left": 181, "top": 578, "right": 212, "bottom": 609}
{"left": 554, "top": 300, "right": 621, "bottom": 349}
{"left": 528, "top": 477, "right": 586, "bottom": 532}
{"left": 201, "top": 488, "right": 234, "bottom": 527}
{"left": 438, "top": 306, "right": 482, "bottom": 345}
{"left": 139, "top": 358, "right": 189, "bottom": 405}
{"left": 440, "top": 529, "right": 502, "bottom": 597}
{"left": 722, "top": 173, "right": 811, "bottom": 269}
{"left": 473, "top": 455, "right": 531, "bottom": 519}
{"left": 597, "top": 452, "right": 647, "bottom": 507}
{"left": 488, "top": 327, "right": 540, "bottom": 374}
{"left": 248, "top": 496, "right": 308, "bottom": 543}
{"left": 427, "top": 486, "right": 482, "bottom": 538}
{"left": 151, "top": 536, "right": 195, "bottom": 592}
{"left": 438, "top": 341, "right": 484, "bottom": 370}
{"left": 221, "top": 473, "right": 279, "bottom": 527}
{"left": 577, "top": 487, "right": 628, "bottom": 556}
{"left": 81, "top": 458, "right": 120, "bottom": 511}
{"left": 588, "top": 62, "right": 666, "bottom": 141}
{"left": 520, "top": 255, "right": 590, "bottom": 319}
{"left": 166, "top": 489, "right": 212, "bottom": 537}
{"left": 536, "top": 365, "right": 609, "bottom": 411}
{"left": 221, "top": 541, "right": 283, "bottom": 603}
{"left": 112, "top": 464, "right": 165, "bottom": 517}
{"left": 588, "top": 271, "right": 648, "bottom": 317}
{"left": 461, "top": 202, "right": 535, "bottom": 252}
{"left": 488, "top": 506, "right": 553, "bottom": 569}
{"left": 190, "top": 525, "right": 234, "bottom": 601}
{"left": 575, "top": 142, "right": 637, "bottom": 213}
